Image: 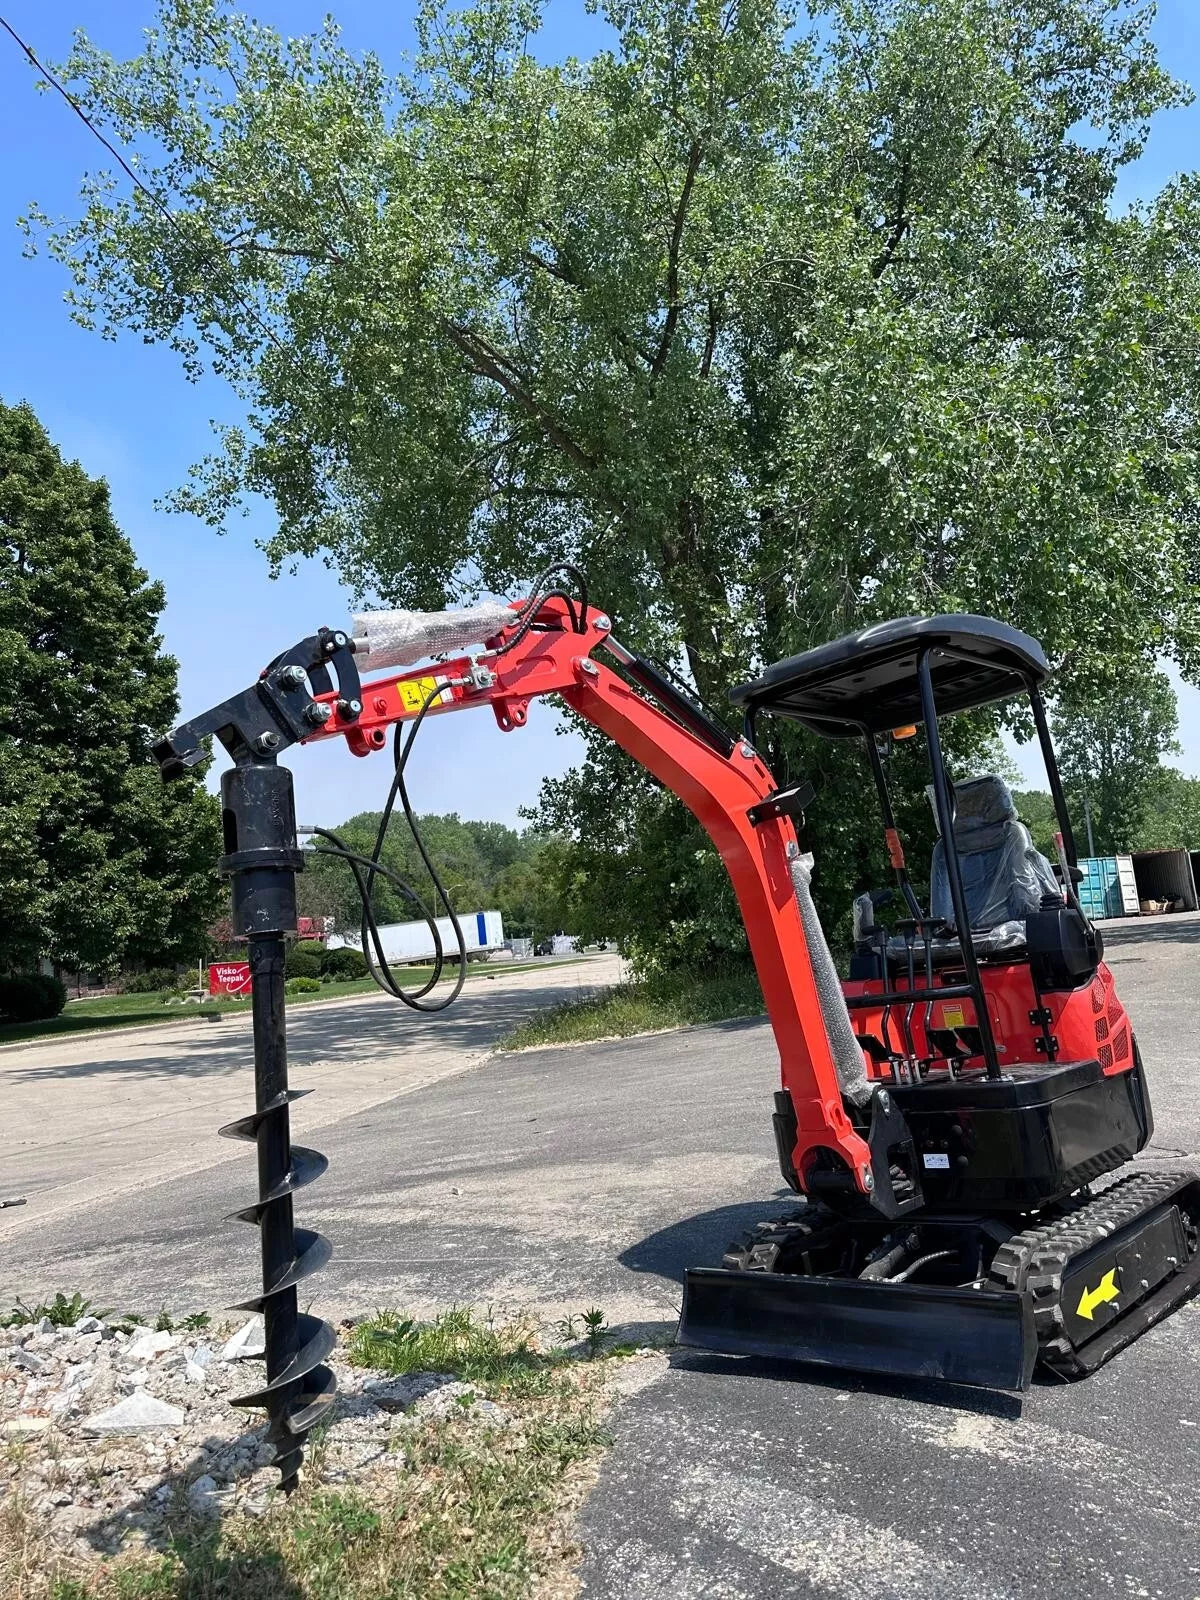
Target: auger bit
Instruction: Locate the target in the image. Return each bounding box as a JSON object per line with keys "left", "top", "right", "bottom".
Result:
{"left": 154, "top": 626, "right": 360, "bottom": 1488}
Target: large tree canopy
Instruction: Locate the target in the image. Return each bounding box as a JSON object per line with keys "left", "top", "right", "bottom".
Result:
{"left": 0, "top": 401, "right": 222, "bottom": 974}
{"left": 1053, "top": 664, "right": 1180, "bottom": 852}
{"left": 21, "top": 0, "right": 1200, "bottom": 957}
{"left": 27, "top": 0, "right": 1200, "bottom": 683}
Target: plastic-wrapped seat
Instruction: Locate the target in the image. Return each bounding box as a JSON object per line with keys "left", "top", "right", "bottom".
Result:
{"left": 886, "top": 776, "right": 1059, "bottom": 965}
{"left": 930, "top": 775, "right": 1058, "bottom": 935}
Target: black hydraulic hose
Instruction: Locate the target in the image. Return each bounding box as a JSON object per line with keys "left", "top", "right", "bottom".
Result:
{"left": 309, "top": 837, "right": 447, "bottom": 1001}
{"left": 489, "top": 564, "right": 590, "bottom": 660}
{"left": 307, "top": 567, "right": 588, "bottom": 1009}
{"left": 859, "top": 1231, "right": 920, "bottom": 1280}
{"left": 309, "top": 680, "right": 467, "bottom": 1012}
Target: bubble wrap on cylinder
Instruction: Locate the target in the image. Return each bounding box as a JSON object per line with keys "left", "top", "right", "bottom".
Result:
{"left": 352, "top": 602, "right": 517, "bottom": 669}
{"left": 789, "top": 851, "right": 872, "bottom": 1107}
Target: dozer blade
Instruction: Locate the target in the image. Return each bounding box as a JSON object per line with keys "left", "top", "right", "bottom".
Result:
{"left": 679, "top": 1268, "right": 1037, "bottom": 1391}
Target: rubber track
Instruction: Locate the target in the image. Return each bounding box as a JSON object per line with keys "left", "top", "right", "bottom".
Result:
{"left": 988, "top": 1169, "right": 1199, "bottom": 1378}
{"left": 721, "top": 1206, "right": 843, "bottom": 1273}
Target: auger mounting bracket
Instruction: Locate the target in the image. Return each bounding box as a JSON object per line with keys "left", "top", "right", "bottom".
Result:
{"left": 747, "top": 780, "right": 816, "bottom": 829}
{"left": 152, "top": 627, "right": 361, "bottom": 780}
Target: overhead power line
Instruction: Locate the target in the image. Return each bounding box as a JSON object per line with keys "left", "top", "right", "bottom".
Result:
{"left": 0, "top": 11, "right": 284, "bottom": 352}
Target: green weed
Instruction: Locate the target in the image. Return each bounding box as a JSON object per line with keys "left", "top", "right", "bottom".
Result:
{"left": 110, "top": 1562, "right": 179, "bottom": 1598}
{"left": 581, "top": 1307, "right": 610, "bottom": 1358}
{"left": 2, "top": 1291, "right": 111, "bottom": 1329}
{"left": 347, "top": 1306, "right": 563, "bottom": 1398}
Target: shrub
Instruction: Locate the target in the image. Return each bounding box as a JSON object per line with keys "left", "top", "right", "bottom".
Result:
{"left": 0, "top": 972, "right": 68, "bottom": 1023}
{"left": 286, "top": 975, "right": 322, "bottom": 995}
{"left": 121, "top": 966, "right": 176, "bottom": 994}
{"left": 322, "top": 944, "right": 367, "bottom": 981}
{"left": 295, "top": 939, "right": 326, "bottom": 964}
{"left": 285, "top": 948, "right": 322, "bottom": 980}
{"left": 158, "top": 975, "right": 195, "bottom": 1004}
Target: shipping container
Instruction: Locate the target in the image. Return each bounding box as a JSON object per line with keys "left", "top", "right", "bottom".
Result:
{"left": 327, "top": 909, "right": 505, "bottom": 965}
{"left": 1077, "top": 857, "right": 1124, "bottom": 920}
{"left": 1130, "top": 850, "right": 1199, "bottom": 914}
{"left": 1115, "top": 855, "right": 1140, "bottom": 916}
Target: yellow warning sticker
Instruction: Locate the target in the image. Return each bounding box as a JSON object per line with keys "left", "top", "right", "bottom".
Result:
{"left": 397, "top": 675, "right": 444, "bottom": 715}
{"left": 941, "top": 1003, "right": 967, "bottom": 1030}
{"left": 1076, "top": 1268, "right": 1120, "bottom": 1321}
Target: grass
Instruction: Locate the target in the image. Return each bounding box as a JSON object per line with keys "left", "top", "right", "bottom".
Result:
{"left": 347, "top": 1306, "right": 627, "bottom": 1394}
{"left": 499, "top": 964, "right": 764, "bottom": 1051}
{"left": 0, "top": 1308, "right": 631, "bottom": 1600}
{"left": 0, "top": 958, "right": 589, "bottom": 1046}
{"left": 0, "top": 991, "right": 250, "bottom": 1044}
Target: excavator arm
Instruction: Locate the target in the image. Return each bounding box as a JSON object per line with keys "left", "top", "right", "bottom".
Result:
{"left": 313, "top": 595, "right": 873, "bottom": 1195}
{"left": 156, "top": 591, "right": 873, "bottom": 1195}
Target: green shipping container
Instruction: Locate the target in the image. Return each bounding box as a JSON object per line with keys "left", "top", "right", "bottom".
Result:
{"left": 1077, "top": 857, "right": 1123, "bottom": 919}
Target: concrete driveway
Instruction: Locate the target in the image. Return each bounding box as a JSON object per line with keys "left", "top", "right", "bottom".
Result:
{"left": 0, "top": 953, "right": 620, "bottom": 1236}
{"left": 1, "top": 919, "right": 1196, "bottom": 1597}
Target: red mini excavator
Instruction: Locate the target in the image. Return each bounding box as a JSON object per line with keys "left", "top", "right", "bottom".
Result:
{"left": 157, "top": 577, "right": 1200, "bottom": 1485}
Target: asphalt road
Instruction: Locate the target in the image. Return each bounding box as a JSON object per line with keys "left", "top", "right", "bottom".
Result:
{"left": 1, "top": 918, "right": 1197, "bottom": 1596}
{"left": 577, "top": 914, "right": 1200, "bottom": 1600}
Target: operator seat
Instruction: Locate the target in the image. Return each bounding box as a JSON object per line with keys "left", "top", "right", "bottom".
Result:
{"left": 928, "top": 774, "right": 1059, "bottom": 949}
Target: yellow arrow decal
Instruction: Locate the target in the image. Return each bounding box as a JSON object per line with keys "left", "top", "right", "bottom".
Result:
{"left": 1076, "top": 1268, "right": 1120, "bottom": 1321}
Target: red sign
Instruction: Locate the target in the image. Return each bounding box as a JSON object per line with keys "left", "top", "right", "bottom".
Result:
{"left": 209, "top": 961, "right": 252, "bottom": 998}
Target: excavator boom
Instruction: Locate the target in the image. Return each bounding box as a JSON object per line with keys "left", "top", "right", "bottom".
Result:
{"left": 292, "top": 593, "right": 876, "bottom": 1197}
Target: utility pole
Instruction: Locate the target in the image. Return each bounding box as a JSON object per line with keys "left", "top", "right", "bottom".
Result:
{"left": 1083, "top": 791, "right": 1096, "bottom": 858}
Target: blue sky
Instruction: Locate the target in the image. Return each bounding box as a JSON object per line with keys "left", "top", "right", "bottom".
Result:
{"left": 1, "top": 0, "right": 1198, "bottom": 828}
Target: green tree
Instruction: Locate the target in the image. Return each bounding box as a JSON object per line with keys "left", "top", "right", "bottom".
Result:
{"left": 1132, "top": 767, "right": 1200, "bottom": 850}
{"left": 0, "top": 400, "right": 222, "bottom": 975}
{"left": 493, "top": 834, "right": 579, "bottom": 940}
{"left": 22, "top": 0, "right": 1200, "bottom": 958}
{"left": 1053, "top": 667, "right": 1180, "bottom": 853}
{"left": 1011, "top": 789, "right": 1060, "bottom": 858}
{"left": 300, "top": 810, "right": 533, "bottom": 934}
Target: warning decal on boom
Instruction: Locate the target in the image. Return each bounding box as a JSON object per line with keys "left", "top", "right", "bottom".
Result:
{"left": 397, "top": 675, "right": 447, "bottom": 714}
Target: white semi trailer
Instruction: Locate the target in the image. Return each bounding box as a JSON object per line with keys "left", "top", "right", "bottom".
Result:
{"left": 327, "top": 909, "right": 505, "bottom": 965}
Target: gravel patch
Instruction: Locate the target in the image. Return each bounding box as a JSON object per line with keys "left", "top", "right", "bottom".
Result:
{"left": 0, "top": 1311, "right": 513, "bottom": 1560}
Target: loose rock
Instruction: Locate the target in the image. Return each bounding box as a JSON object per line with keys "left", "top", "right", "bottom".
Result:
{"left": 2, "top": 1415, "right": 50, "bottom": 1440}
{"left": 82, "top": 1391, "right": 186, "bottom": 1436}
{"left": 6, "top": 1346, "right": 44, "bottom": 1374}
{"left": 186, "top": 1474, "right": 220, "bottom": 1516}
{"left": 220, "top": 1318, "right": 266, "bottom": 1362}
{"left": 128, "top": 1331, "right": 177, "bottom": 1363}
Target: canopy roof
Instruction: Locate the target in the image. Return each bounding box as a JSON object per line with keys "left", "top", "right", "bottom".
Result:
{"left": 730, "top": 614, "right": 1049, "bottom": 737}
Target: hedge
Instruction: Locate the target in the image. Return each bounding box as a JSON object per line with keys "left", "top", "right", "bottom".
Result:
{"left": 0, "top": 973, "right": 69, "bottom": 1023}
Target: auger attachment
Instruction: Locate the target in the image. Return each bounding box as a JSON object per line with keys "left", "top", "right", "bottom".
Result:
{"left": 217, "top": 761, "right": 336, "bottom": 1490}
